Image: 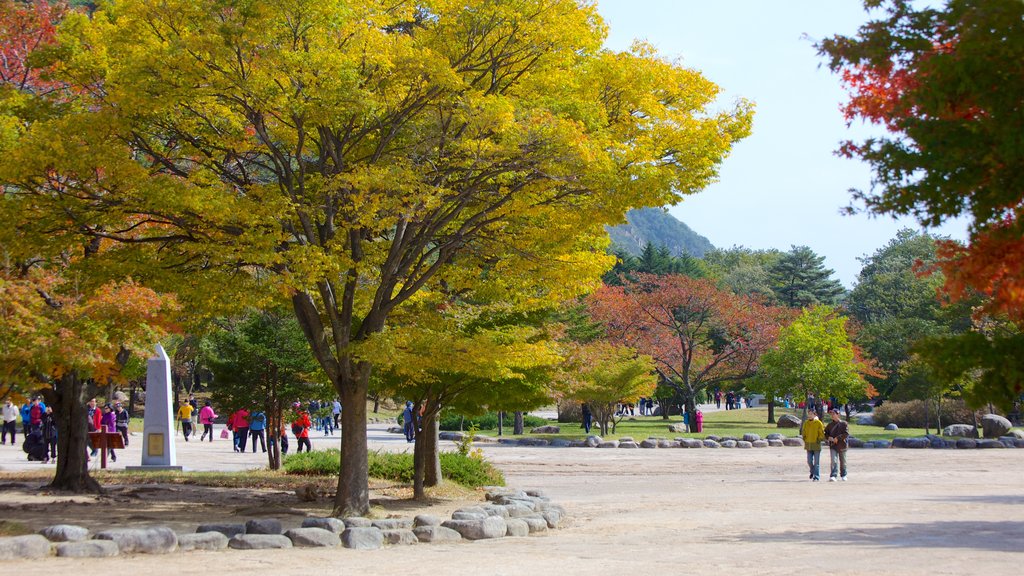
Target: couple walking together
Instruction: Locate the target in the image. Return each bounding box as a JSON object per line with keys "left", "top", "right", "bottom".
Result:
{"left": 802, "top": 409, "right": 849, "bottom": 482}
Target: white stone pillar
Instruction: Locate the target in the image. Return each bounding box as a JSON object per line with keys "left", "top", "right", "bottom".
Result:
{"left": 129, "top": 344, "right": 182, "bottom": 471}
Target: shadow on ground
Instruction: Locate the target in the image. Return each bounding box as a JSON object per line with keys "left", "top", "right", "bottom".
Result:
{"left": 739, "top": 521, "right": 1024, "bottom": 553}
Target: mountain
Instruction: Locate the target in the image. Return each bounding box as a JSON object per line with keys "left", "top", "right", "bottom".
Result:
{"left": 607, "top": 207, "right": 715, "bottom": 258}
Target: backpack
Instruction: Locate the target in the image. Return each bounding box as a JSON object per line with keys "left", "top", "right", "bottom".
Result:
{"left": 291, "top": 422, "right": 303, "bottom": 436}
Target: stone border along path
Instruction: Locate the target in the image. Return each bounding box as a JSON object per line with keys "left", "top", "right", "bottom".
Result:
{"left": 429, "top": 430, "right": 1024, "bottom": 449}
{"left": 0, "top": 487, "right": 564, "bottom": 559}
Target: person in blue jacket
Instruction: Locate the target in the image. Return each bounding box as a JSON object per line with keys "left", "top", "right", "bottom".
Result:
{"left": 249, "top": 409, "right": 267, "bottom": 453}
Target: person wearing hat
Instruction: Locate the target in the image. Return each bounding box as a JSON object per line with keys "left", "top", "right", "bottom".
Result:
{"left": 825, "top": 408, "right": 850, "bottom": 481}
{"left": 801, "top": 409, "right": 825, "bottom": 481}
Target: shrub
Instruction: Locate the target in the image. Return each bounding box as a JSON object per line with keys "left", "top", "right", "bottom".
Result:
{"left": 282, "top": 449, "right": 504, "bottom": 487}
{"left": 438, "top": 411, "right": 547, "bottom": 431}
{"left": 872, "top": 399, "right": 986, "bottom": 429}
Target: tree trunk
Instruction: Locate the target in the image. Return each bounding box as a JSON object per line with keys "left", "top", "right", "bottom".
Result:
{"left": 923, "top": 400, "right": 930, "bottom": 435}
{"left": 422, "top": 411, "right": 440, "bottom": 487}
{"left": 767, "top": 399, "right": 776, "bottom": 424}
{"left": 497, "top": 412, "right": 503, "bottom": 436}
{"left": 332, "top": 369, "right": 370, "bottom": 517}
{"left": 684, "top": 396, "right": 697, "bottom": 433}
{"left": 266, "top": 381, "right": 280, "bottom": 471}
{"left": 48, "top": 372, "right": 101, "bottom": 493}
{"left": 513, "top": 411, "right": 524, "bottom": 435}
{"left": 372, "top": 394, "right": 379, "bottom": 414}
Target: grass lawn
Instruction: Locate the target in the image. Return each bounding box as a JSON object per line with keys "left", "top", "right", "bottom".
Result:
{"left": 471, "top": 407, "right": 950, "bottom": 442}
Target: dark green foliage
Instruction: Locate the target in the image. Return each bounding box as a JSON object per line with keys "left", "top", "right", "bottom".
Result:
{"left": 769, "top": 245, "right": 845, "bottom": 308}
{"left": 607, "top": 207, "right": 714, "bottom": 258}
{"left": 437, "top": 411, "right": 547, "bottom": 431}
{"left": 702, "top": 246, "right": 781, "bottom": 301}
{"left": 605, "top": 242, "right": 707, "bottom": 285}
{"left": 282, "top": 449, "right": 505, "bottom": 487}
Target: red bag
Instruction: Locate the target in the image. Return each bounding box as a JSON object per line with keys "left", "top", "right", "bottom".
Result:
{"left": 219, "top": 428, "right": 230, "bottom": 439}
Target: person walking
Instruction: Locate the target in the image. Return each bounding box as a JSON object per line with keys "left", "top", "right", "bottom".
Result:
{"left": 176, "top": 399, "right": 194, "bottom": 441}
{"left": 801, "top": 410, "right": 825, "bottom": 481}
{"left": 100, "top": 403, "right": 117, "bottom": 462}
{"left": 825, "top": 408, "right": 850, "bottom": 481}
{"left": 114, "top": 403, "right": 130, "bottom": 446}
{"left": 2, "top": 399, "right": 19, "bottom": 445}
{"left": 188, "top": 395, "right": 198, "bottom": 438}
{"left": 41, "top": 407, "right": 57, "bottom": 463}
{"left": 402, "top": 401, "right": 416, "bottom": 443}
{"left": 332, "top": 399, "right": 342, "bottom": 429}
{"left": 229, "top": 407, "right": 250, "bottom": 452}
{"left": 198, "top": 401, "right": 217, "bottom": 441}
{"left": 581, "top": 403, "right": 593, "bottom": 434}
{"left": 249, "top": 409, "right": 267, "bottom": 453}
{"left": 292, "top": 406, "right": 312, "bottom": 453}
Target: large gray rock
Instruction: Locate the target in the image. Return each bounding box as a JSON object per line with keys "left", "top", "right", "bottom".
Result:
{"left": 228, "top": 534, "right": 293, "bottom": 550}
{"left": 855, "top": 414, "right": 874, "bottom": 425}
{"left": 998, "top": 436, "right": 1017, "bottom": 448}
{"left": 55, "top": 540, "right": 118, "bottom": 558}
{"left": 530, "top": 425, "right": 560, "bottom": 434}
{"left": 585, "top": 435, "right": 602, "bottom": 447}
{"left": 371, "top": 518, "right": 413, "bottom": 530}
{"left": 441, "top": 517, "right": 507, "bottom": 540}
{"left": 702, "top": 439, "right": 721, "bottom": 448}
{"left": 767, "top": 438, "right": 785, "bottom": 447}
{"left": 196, "top": 523, "right": 246, "bottom": 538}
{"left": 981, "top": 414, "right": 1012, "bottom": 438}
{"left": 618, "top": 441, "right": 639, "bottom": 449}
{"left": 658, "top": 439, "right": 674, "bottom": 448}
{"left": 639, "top": 439, "right": 658, "bottom": 448}
{"left": 942, "top": 424, "right": 978, "bottom": 438}
{"left": 736, "top": 441, "right": 753, "bottom": 449}
{"left": 597, "top": 441, "right": 619, "bottom": 448}
{"left": 285, "top": 527, "right": 340, "bottom": 548}
{"left": 176, "top": 532, "right": 229, "bottom": 551}
{"left": 742, "top": 433, "right": 761, "bottom": 442}
{"left": 977, "top": 439, "right": 1006, "bottom": 449}
{"left": 413, "top": 514, "right": 441, "bottom": 527}
{"left": 413, "top": 525, "right": 462, "bottom": 543}
{"left": 956, "top": 438, "right": 978, "bottom": 449}
{"left": 341, "top": 527, "right": 384, "bottom": 549}
{"left": 782, "top": 437, "right": 804, "bottom": 447}
{"left": 245, "top": 519, "right": 283, "bottom": 535}
{"left": 765, "top": 433, "right": 784, "bottom": 441}
{"left": 777, "top": 414, "right": 802, "bottom": 428}
{"left": 668, "top": 423, "right": 687, "bottom": 433}
{"left": 569, "top": 440, "right": 588, "bottom": 447}
{"left": 94, "top": 527, "right": 177, "bottom": 554}
{"left": 301, "top": 517, "right": 346, "bottom": 534}
{"left": 381, "top": 529, "right": 418, "bottom": 545}
{"left": 885, "top": 423, "right": 899, "bottom": 431}
{"left": 505, "top": 518, "right": 529, "bottom": 537}
{"left": 720, "top": 439, "right": 737, "bottom": 448}
{"left": 342, "top": 517, "right": 372, "bottom": 528}
{"left": 751, "top": 440, "right": 769, "bottom": 448}
{"left": 847, "top": 437, "right": 864, "bottom": 448}
{"left": 0, "top": 535, "right": 51, "bottom": 559}
{"left": 550, "top": 438, "right": 573, "bottom": 447}
{"left": 541, "top": 510, "right": 563, "bottom": 529}
{"left": 678, "top": 438, "right": 703, "bottom": 448}
{"left": 481, "top": 505, "right": 510, "bottom": 519}
{"left": 1010, "top": 430, "right": 1024, "bottom": 440}
{"left": 521, "top": 516, "right": 548, "bottom": 534}
{"left": 40, "top": 524, "right": 89, "bottom": 543}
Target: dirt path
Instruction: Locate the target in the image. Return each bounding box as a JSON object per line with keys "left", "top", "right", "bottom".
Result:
{"left": 1, "top": 437, "right": 1022, "bottom": 575}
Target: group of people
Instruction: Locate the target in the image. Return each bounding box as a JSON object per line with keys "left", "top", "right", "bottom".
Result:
{"left": 171, "top": 398, "right": 338, "bottom": 455}
{"left": 800, "top": 408, "right": 850, "bottom": 482}
{"left": 5, "top": 397, "right": 58, "bottom": 463}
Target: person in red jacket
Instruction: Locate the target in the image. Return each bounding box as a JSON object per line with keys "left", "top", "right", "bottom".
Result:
{"left": 291, "top": 406, "right": 312, "bottom": 453}
{"left": 228, "top": 408, "right": 250, "bottom": 453}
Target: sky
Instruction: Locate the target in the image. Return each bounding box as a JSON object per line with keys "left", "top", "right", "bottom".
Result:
{"left": 595, "top": 0, "right": 967, "bottom": 286}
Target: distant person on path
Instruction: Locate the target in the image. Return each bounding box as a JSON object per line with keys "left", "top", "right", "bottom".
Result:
{"left": 100, "top": 403, "right": 117, "bottom": 462}
{"left": 402, "top": 401, "right": 416, "bottom": 443}
{"left": 2, "top": 399, "right": 19, "bottom": 445}
{"left": 249, "top": 409, "right": 267, "bottom": 453}
{"left": 198, "top": 401, "right": 217, "bottom": 441}
{"left": 801, "top": 411, "right": 825, "bottom": 481}
{"left": 229, "top": 407, "right": 250, "bottom": 452}
{"left": 176, "top": 400, "right": 193, "bottom": 441}
{"left": 86, "top": 398, "right": 100, "bottom": 457}
{"left": 582, "top": 403, "right": 593, "bottom": 434}
{"left": 715, "top": 390, "right": 722, "bottom": 409}
{"left": 114, "top": 403, "right": 130, "bottom": 446}
{"left": 41, "top": 406, "right": 57, "bottom": 463}
{"left": 188, "top": 395, "right": 198, "bottom": 438}
{"left": 332, "top": 399, "right": 342, "bottom": 429}
{"left": 292, "top": 405, "right": 312, "bottom": 453}
{"left": 825, "top": 408, "right": 849, "bottom": 482}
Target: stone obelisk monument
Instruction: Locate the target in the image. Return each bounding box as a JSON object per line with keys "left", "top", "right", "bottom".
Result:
{"left": 128, "top": 344, "right": 182, "bottom": 471}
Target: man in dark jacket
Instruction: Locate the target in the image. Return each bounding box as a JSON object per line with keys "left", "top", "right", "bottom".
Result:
{"left": 825, "top": 408, "right": 849, "bottom": 482}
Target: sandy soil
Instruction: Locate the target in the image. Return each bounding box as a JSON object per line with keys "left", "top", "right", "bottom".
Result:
{"left": 1, "top": 430, "right": 1022, "bottom": 576}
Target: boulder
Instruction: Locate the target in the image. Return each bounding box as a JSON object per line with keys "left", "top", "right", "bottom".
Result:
{"left": 618, "top": 441, "right": 638, "bottom": 449}
{"left": 521, "top": 516, "right": 549, "bottom": 534}
{"left": 855, "top": 414, "right": 874, "bottom": 425}
{"left": 541, "top": 510, "right": 563, "bottom": 529}
{"left": 980, "top": 414, "right": 1012, "bottom": 438}
{"left": 942, "top": 424, "right": 977, "bottom": 438}
{"left": 371, "top": 518, "right": 413, "bottom": 530}
{"left": 381, "top": 529, "right": 418, "bottom": 546}
{"left": 0, "top": 535, "right": 52, "bottom": 559}
{"left": 702, "top": 439, "right": 721, "bottom": 448}
{"left": 228, "top": 534, "right": 293, "bottom": 550}
{"left": 736, "top": 441, "right": 753, "bottom": 449}
{"left": 518, "top": 438, "right": 549, "bottom": 446}
{"left": 301, "top": 518, "right": 346, "bottom": 534}
{"left": 765, "top": 433, "right": 784, "bottom": 441}
{"left": 585, "top": 435, "right": 602, "bottom": 447}
{"left": 569, "top": 440, "right": 588, "bottom": 447}
{"left": 847, "top": 437, "right": 864, "bottom": 448}
{"left": 285, "top": 527, "right": 340, "bottom": 548}
{"left": 196, "top": 523, "right": 246, "bottom": 538}
{"left": 668, "top": 423, "right": 687, "bottom": 433}
{"left": 719, "top": 439, "right": 737, "bottom": 448}
{"left": 438, "top": 431, "right": 465, "bottom": 441}
{"left": 441, "top": 517, "right": 507, "bottom": 540}
{"left": 639, "top": 439, "right": 658, "bottom": 448}
{"left": 342, "top": 517, "right": 372, "bottom": 528}
{"left": 530, "top": 425, "right": 560, "bottom": 434}
{"left": 452, "top": 511, "right": 487, "bottom": 521}
{"left": 413, "top": 526, "right": 462, "bottom": 543}
{"left": 550, "top": 439, "right": 573, "bottom": 447}
{"left": 597, "top": 441, "right": 619, "bottom": 448}
{"left": 977, "top": 439, "right": 1006, "bottom": 449}
{"left": 505, "top": 519, "right": 529, "bottom": 537}
{"left": 54, "top": 540, "right": 118, "bottom": 558}
{"left": 1010, "top": 430, "right": 1024, "bottom": 440}
{"left": 998, "top": 436, "right": 1017, "bottom": 448}
{"left": 340, "top": 527, "right": 384, "bottom": 550}
{"left": 679, "top": 438, "right": 703, "bottom": 448}
{"left": 176, "top": 532, "right": 229, "bottom": 551}
{"left": 767, "top": 439, "right": 784, "bottom": 447}
{"left": 751, "top": 440, "right": 769, "bottom": 448}
{"left": 903, "top": 438, "right": 929, "bottom": 449}
{"left": 39, "top": 525, "right": 89, "bottom": 543}
{"left": 705, "top": 435, "right": 722, "bottom": 442}
{"left": 742, "top": 433, "right": 761, "bottom": 442}
{"left": 885, "top": 423, "right": 899, "bottom": 431}
{"left": 870, "top": 440, "right": 891, "bottom": 448}
{"left": 94, "top": 527, "right": 177, "bottom": 555}
{"left": 658, "top": 439, "right": 674, "bottom": 448}
{"left": 481, "top": 505, "right": 510, "bottom": 519}
{"left": 413, "top": 515, "right": 441, "bottom": 528}
{"left": 245, "top": 519, "right": 283, "bottom": 535}
{"left": 777, "top": 414, "right": 802, "bottom": 428}
{"left": 782, "top": 437, "right": 804, "bottom": 447}
{"left": 956, "top": 438, "right": 978, "bottom": 449}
